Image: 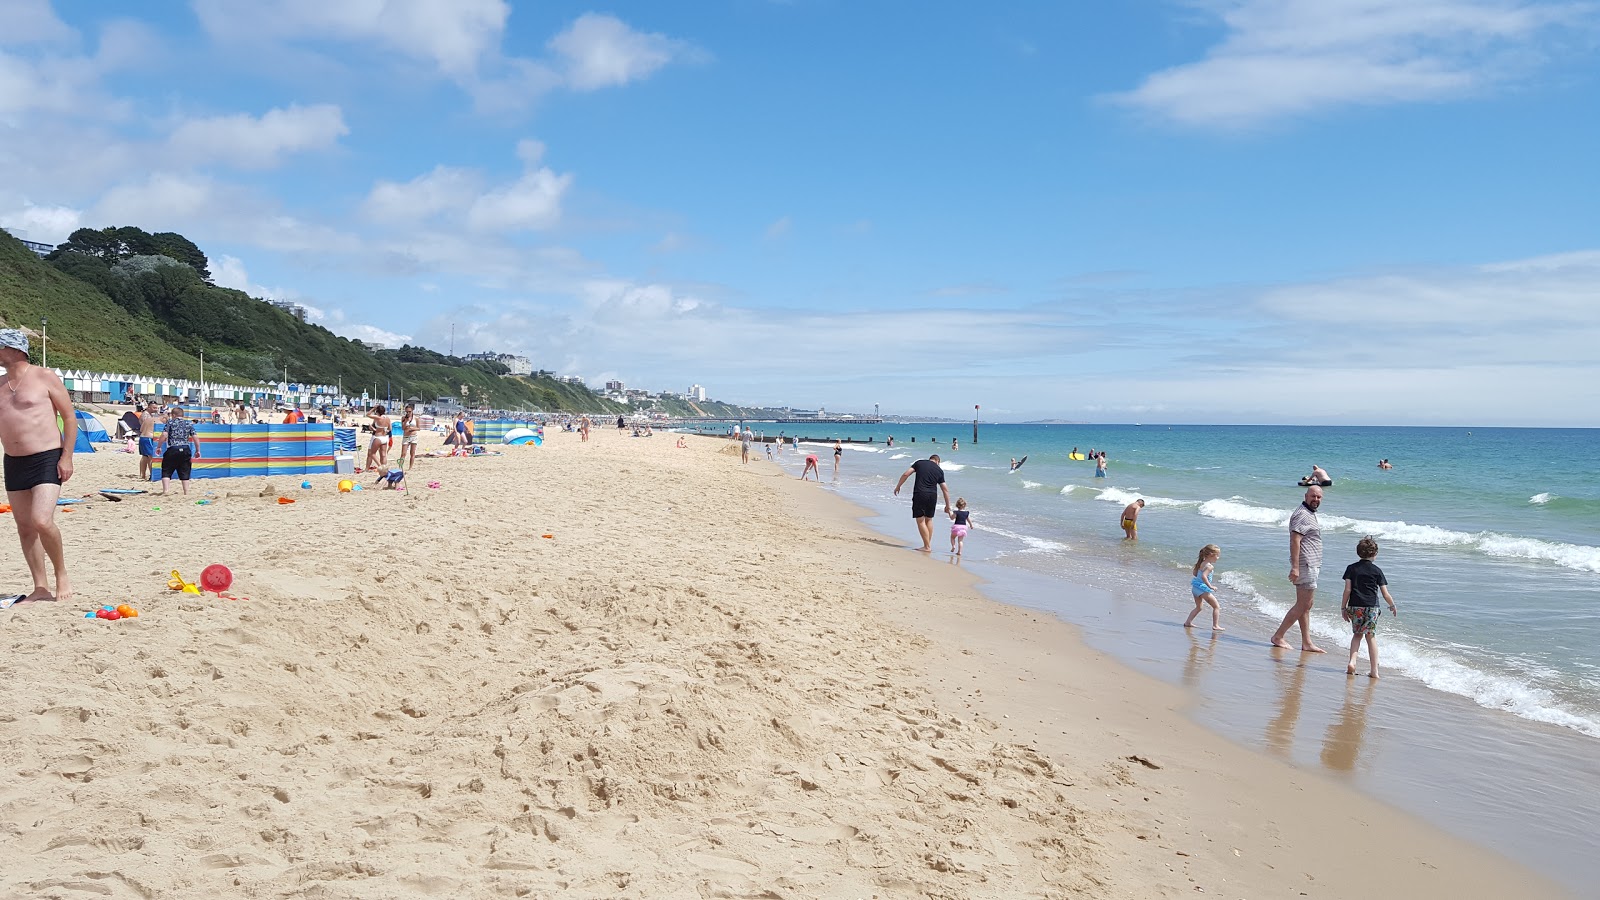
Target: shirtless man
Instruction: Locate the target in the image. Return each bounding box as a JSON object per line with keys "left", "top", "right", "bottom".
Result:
{"left": 0, "top": 330, "right": 75, "bottom": 606}
{"left": 137, "top": 401, "right": 162, "bottom": 481}
{"left": 366, "top": 406, "right": 392, "bottom": 470}
{"left": 1120, "top": 498, "right": 1145, "bottom": 540}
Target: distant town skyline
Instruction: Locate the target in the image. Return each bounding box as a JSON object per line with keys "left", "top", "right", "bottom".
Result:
{"left": 3, "top": 2, "right": 1597, "bottom": 424}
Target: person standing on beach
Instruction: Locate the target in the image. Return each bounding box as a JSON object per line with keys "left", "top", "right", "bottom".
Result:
{"left": 832, "top": 440, "right": 843, "bottom": 479}
{"left": 1095, "top": 454, "right": 1108, "bottom": 478}
{"left": 894, "top": 453, "right": 952, "bottom": 553}
{"left": 1121, "top": 498, "right": 1144, "bottom": 540}
{"left": 137, "top": 401, "right": 161, "bottom": 482}
{"left": 366, "top": 406, "right": 392, "bottom": 470}
{"left": 1272, "top": 485, "right": 1326, "bottom": 653}
{"left": 0, "top": 329, "right": 76, "bottom": 606}
{"left": 1341, "top": 536, "right": 1398, "bottom": 678}
{"left": 399, "top": 403, "right": 421, "bottom": 470}
{"left": 158, "top": 405, "right": 202, "bottom": 495}
{"left": 740, "top": 428, "right": 752, "bottom": 463}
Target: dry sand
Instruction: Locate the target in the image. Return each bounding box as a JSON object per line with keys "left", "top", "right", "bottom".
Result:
{"left": 0, "top": 424, "right": 1564, "bottom": 898}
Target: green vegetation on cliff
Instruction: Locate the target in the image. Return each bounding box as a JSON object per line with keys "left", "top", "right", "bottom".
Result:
{"left": 2, "top": 229, "right": 635, "bottom": 412}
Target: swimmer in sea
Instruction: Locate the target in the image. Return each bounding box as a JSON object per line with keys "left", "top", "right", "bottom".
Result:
{"left": 1378, "top": 459, "right": 1392, "bottom": 470}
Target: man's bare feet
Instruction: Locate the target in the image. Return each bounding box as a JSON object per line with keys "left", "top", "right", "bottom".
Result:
{"left": 21, "top": 588, "right": 55, "bottom": 602}
{"left": 1213, "top": 626, "right": 1225, "bottom": 632}
{"left": 1184, "top": 622, "right": 1195, "bottom": 629}
{"left": 1302, "top": 645, "right": 1326, "bottom": 653}
{"left": 1369, "top": 672, "right": 1380, "bottom": 680}
{"left": 1346, "top": 665, "right": 1357, "bottom": 675}
{"left": 1270, "top": 639, "right": 1294, "bottom": 650}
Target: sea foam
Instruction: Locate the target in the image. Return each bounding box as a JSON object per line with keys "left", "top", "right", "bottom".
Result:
{"left": 1095, "top": 487, "right": 1194, "bottom": 509}
{"left": 1202, "top": 501, "right": 1600, "bottom": 574}
{"left": 1530, "top": 492, "right": 1555, "bottom": 505}
{"left": 1021, "top": 480, "right": 1043, "bottom": 489}
{"left": 1218, "top": 572, "right": 1600, "bottom": 738}
{"left": 983, "top": 525, "right": 1069, "bottom": 553}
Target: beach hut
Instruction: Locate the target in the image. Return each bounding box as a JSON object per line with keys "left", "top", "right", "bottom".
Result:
{"left": 74, "top": 410, "right": 110, "bottom": 443}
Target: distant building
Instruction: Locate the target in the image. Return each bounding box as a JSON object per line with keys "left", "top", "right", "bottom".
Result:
{"left": 561, "top": 375, "right": 585, "bottom": 385}
{"left": 270, "top": 299, "right": 308, "bottom": 322}
{"left": 605, "top": 379, "right": 625, "bottom": 392}
{"left": 689, "top": 383, "right": 707, "bottom": 402}
{"left": 465, "top": 351, "right": 533, "bottom": 375}
{"left": 1, "top": 228, "right": 53, "bottom": 256}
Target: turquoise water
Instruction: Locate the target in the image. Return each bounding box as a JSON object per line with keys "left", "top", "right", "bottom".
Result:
{"left": 715, "top": 423, "right": 1600, "bottom": 736}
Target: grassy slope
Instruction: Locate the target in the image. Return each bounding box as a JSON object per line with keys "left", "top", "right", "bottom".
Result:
{"left": 0, "top": 233, "right": 204, "bottom": 375}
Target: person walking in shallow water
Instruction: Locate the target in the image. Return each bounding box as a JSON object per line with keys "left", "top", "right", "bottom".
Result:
{"left": 1272, "top": 485, "right": 1326, "bottom": 653}
{"left": 1341, "top": 536, "right": 1398, "bottom": 678}
{"left": 894, "top": 453, "right": 951, "bottom": 552}
{"left": 0, "top": 329, "right": 77, "bottom": 606}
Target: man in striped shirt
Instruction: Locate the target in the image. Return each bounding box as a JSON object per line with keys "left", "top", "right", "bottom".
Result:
{"left": 1271, "top": 485, "right": 1326, "bottom": 653}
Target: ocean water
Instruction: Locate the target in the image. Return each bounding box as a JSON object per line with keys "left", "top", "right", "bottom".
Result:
{"left": 706, "top": 422, "right": 1600, "bottom": 888}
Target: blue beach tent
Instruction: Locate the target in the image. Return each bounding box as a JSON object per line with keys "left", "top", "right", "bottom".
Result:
{"left": 75, "top": 410, "right": 110, "bottom": 443}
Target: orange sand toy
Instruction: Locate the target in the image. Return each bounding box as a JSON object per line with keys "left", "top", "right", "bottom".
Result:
{"left": 277, "top": 496, "right": 295, "bottom": 504}
{"left": 167, "top": 570, "right": 202, "bottom": 594}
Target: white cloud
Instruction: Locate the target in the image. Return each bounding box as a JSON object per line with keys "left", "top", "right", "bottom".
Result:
{"left": 361, "top": 143, "right": 572, "bottom": 232}
{"left": 0, "top": 201, "right": 80, "bottom": 243}
{"left": 1, "top": 0, "right": 75, "bottom": 45}
{"left": 168, "top": 103, "right": 348, "bottom": 169}
{"left": 191, "top": 0, "right": 511, "bottom": 75}
{"left": 361, "top": 165, "right": 480, "bottom": 223}
{"left": 466, "top": 167, "right": 571, "bottom": 232}
{"left": 547, "top": 13, "right": 688, "bottom": 90}
{"left": 1111, "top": 0, "right": 1589, "bottom": 128}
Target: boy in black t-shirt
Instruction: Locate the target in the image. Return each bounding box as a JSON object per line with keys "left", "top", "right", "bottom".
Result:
{"left": 1341, "top": 536, "right": 1399, "bottom": 678}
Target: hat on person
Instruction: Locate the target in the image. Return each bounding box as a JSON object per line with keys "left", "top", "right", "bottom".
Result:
{"left": 0, "top": 329, "right": 29, "bottom": 355}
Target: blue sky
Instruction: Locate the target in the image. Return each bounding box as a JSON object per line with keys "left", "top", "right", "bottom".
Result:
{"left": 3, "top": 0, "right": 1598, "bottom": 424}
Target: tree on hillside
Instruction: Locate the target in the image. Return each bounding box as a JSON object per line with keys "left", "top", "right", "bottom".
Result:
{"left": 49, "top": 226, "right": 211, "bottom": 281}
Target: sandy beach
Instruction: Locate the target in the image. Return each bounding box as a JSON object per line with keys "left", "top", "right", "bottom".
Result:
{"left": 0, "top": 424, "right": 1565, "bottom": 899}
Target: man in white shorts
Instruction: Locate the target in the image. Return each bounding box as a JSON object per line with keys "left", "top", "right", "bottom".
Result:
{"left": 1272, "top": 485, "right": 1325, "bottom": 652}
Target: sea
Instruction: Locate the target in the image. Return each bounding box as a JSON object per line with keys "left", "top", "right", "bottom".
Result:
{"left": 693, "top": 422, "right": 1600, "bottom": 893}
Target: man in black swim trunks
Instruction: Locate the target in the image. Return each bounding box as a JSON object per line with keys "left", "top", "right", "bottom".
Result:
{"left": 893, "top": 453, "right": 951, "bottom": 553}
{"left": 0, "top": 329, "right": 76, "bottom": 605}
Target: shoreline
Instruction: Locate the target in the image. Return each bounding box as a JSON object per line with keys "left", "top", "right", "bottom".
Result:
{"left": 0, "top": 427, "right": 1564, "bottom": 897}
{"left": 759, "top": 451, "right": 1566, "bottom": 898}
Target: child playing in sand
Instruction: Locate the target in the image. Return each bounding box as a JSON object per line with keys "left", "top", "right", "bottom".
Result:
{"left": 949, "top": 498, "right": 974, "bottom": 555}
{"left": 1341, "top": 536, "right": 1399, "bottom": 678}
{"left": 1184, "top": 544, "right": 1224, "bottom": 631}
{"left": 374, "top": 463, "right": 405, "bottom": 490}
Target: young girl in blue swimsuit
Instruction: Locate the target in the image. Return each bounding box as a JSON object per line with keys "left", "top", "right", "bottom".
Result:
{"left": 1184, "top": 544, "right": 1224, "bottom": 631}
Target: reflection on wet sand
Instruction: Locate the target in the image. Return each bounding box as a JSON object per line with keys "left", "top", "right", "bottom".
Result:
{"left": 1321, "top": 677, "right": 1379, "bottom": 772}
{"left": 1182, "top": 630, "right": 1218, "bottom": 688}
{"left": 1265, "top": 652, "right": 1309, "bottom": 759}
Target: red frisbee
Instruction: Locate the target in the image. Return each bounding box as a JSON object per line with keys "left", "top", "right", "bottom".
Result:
{"left": 200, "top": 564, "right": 233, "bottom": 593}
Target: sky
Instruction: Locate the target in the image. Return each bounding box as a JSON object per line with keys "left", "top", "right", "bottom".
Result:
{"left": 2, "top": 0, "right": 1598, "bottom": 425}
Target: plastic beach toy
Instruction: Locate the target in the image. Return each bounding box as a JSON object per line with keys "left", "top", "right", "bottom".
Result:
{"left": 277, "top": 496, "right": 295, "bottom": 504}
{"left": 338, "top": 480, "right": 354, "bottom": 492}
{"left": 301, "top": 480, "right": 312, "bottom": 489}
{"left": 200, "top": 565, "right": 233, "bottom": 594}
{"left": 427, "top": 481, "right": 441, "bottom": 489}
{"left": 168, "top": 570, "right": 199, "bottom": 592}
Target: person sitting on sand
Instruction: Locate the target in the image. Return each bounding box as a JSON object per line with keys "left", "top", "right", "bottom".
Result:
{"left": 675, "top": 436, "right": 686, "bottom": 449}
{"left": 1121, "top": 498, "right": 1144, "bottom": 540}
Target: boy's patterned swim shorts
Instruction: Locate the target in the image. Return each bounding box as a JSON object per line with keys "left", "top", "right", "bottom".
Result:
{"left": 1349, "top": 606, "right": 1380, "bottom": 635}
